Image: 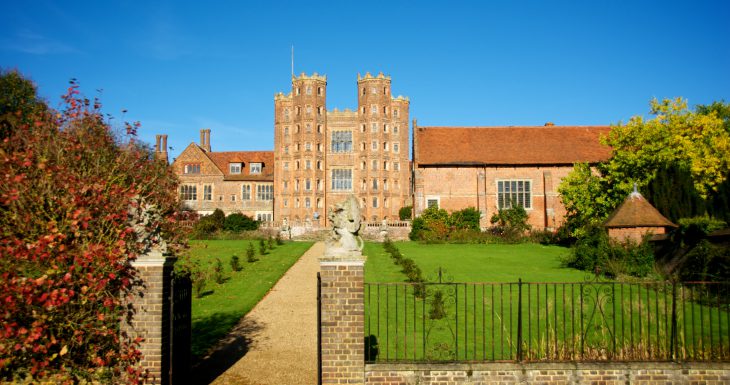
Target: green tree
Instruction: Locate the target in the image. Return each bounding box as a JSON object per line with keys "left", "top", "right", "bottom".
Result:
{"left": 559, "top": 98, "right": 730, "bottom": 235}
{"left": 0, "top": 69, "right": 48, "bottom": 140}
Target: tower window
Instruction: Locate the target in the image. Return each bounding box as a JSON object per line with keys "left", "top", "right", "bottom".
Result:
{"left": 393, "top": 125, "right": 399, "bottom": 134}
{"left": 331, "top": 169, "right": 352, "bottom": 191}
{"left": 371, "top": 123, "right": 377, "bottom": 133}
{"left": 393, "top": 143, "right": 399, "bottom": 153}
{"left": 318, "top": 87, "right": 323, "bottom": 96}
{"left": 306, "top": 85, "right": 312, "bottom": 95}
{"left": 331, "top": 131, "right": 353, "bottom": 153}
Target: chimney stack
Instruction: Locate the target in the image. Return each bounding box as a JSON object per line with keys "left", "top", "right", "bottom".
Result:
{"left": 199, "top": 128, "right": 211, "bottom": 152}
{"left": 154, "top": 134, "right": 169, "bottom": 163}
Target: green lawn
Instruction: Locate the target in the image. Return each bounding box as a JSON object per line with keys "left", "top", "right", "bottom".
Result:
{"left": 185, "top": 240, "right": 313, "bottom": 357}
{"left": 362, "top": 242, "right": 729, "bottom": 362}
{"left": 364, "top": 242, "right": 586, "bottom": 283}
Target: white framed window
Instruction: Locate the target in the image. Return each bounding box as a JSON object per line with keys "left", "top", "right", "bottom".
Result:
{"left": 394, "top": 109, "right": 399, "bottom": 118}
{"left": 305, "top": 179, "right": 311, "bottom": 191}
{"left": 283, "top": 181, "right": 288, "bottom": 191}
{"left": 180, "top": 185, "right": 197, "bottom": 201}
{"left": 394, "top": 162, "right": 400, "bottom": 171}
{"left": 371, "top": 141, "right": 378, "bottom": 151}
{"left": 284, "top": 146, "right": 289, "bottom": 154}
{"left": 284, "top": 126, "right": 289, "bottom": 135}
{"left": 372, "top": 179, "right": 378, "bottom": 191}
{"left": 497, "top": 180, "right": 532, "bottom": 209}
{"left": 284, "top": 108, "right": 290, "bottom": 120}
{"left": 372, "top": 197, "right": 378, "bottom": 208}
{"left": 371, "top": 105, "right": 378, "bottom": 115}
{"left": 306, "top": 123, "right": 312, "bottom": 132}
{"left": 426, "top": 197, "right": 440, "bottom": 209}
{"left": 393, "top": 125, "right": 399, "bottom": 134}
{"left": 306, "top": 105, "right": 312, "bottom": 115}
{"left": 203, "top": 185, "right": 212, "bottom": 201}
{"left": 229, "top": 163, "right": 241, "bottom": 174}
{"left": 306, "top": 85, "right": 312, "bottom": 95}
{"left": 242, "top": 184, "right": 251, "bottom": 200}
{"left": 331, "top": 169, "right": 352, "bottom": 191}
{"left": 331, "top": 131, "right": 353, "bottom": 153}
{"left": 257, "top": 184, "right": 274, "bottom": 201}
{"left": 250, "top": 163, "right": 262, "bottom": 174}
{"left": 231, "top": 194, "right": 236, "bottom": 202}
{"left": 256, "top": 212, "right": 273, "bottom": 222}
{"left": 371, "top": 123, "right": 377, "bottom": 133}
{"left": 305, "top": 160, "right": 311, "bottom": 170}
{"left": 305, "top": 197, "right": 311, "bottom": 208}
{"left": 184, "top": 164, "right": 200, "bottom": 174}
{"left": 284, "top": 162, "right": 289, "bottom": 170}
{"left": 393, "top": 143, "right": 399, "bottom": 153}
{"left": 371, "top": 160, "right": 377, "bottom": 171}
{"left": 305, "top": 142, "right": 312, "bottom": 151}
{"left": 371, "top": 87, "right": 377, "bottom": 95}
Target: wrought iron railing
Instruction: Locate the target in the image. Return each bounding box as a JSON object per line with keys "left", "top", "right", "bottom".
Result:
{"left": 365, "top": 279, "right": 730, "bottom": 363}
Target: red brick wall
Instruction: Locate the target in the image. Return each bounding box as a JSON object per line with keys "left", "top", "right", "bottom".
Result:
{"left": 365, "top": 363, "right": 730, "bottom": 385}
{"left": 414, "top": 165, "right": 574, "bottom": 230}
{"left": 608, "top": 226, "right": 666, "bottom": 243}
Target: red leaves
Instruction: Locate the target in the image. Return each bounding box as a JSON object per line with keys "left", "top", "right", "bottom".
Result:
{"left": 1, "top": 78, "right": 179, "bottom": 383}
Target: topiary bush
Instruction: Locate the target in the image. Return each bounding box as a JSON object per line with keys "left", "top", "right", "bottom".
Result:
{"left": 223, "top": 212, "right": 259, "bottom": 232}
{"left": 398, "top": 206, "right": 412, "bottom": 220}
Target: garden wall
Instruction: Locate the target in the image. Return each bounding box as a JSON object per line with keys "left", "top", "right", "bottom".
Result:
{"left": 365, "top": 362, "right": 730, "bottom": 385}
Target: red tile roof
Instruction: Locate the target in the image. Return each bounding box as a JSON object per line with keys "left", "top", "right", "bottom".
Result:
{"left": 205, "top": 151, "right": 274, "bottom": 181}
{"left": 604, "top": 191, "right": 677, "bottom": 228}
{"left": 415, "top": 126, "right": 612, "bottom": 166}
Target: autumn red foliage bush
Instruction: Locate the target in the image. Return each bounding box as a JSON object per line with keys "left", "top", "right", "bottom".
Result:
{"left": 0, "top": 74, "right": 183, "bottom": 383}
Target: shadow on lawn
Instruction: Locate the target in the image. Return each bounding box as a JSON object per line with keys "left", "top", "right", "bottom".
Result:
{"left": 190, "top": 313, "right": 265, "bottom": 385}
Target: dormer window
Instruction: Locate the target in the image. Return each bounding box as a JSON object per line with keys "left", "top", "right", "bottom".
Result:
{"left": 229, "top": 163, "right": 242, "bottom": 174}
{"left": 250, "top": 162, "right": 262, "bottom": 174}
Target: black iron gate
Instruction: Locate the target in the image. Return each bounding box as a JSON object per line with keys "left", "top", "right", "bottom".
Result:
{"left": 170, "top": 275, "right": 192, "bottom": 385}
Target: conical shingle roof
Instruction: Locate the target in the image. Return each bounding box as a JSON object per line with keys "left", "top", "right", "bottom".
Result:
{"left": 604, "top": 189, "right": 677, "bottom": 228}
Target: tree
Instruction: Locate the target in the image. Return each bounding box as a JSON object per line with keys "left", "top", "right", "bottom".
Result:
{"left": 0, "top": 69, "right": 48, "bottom": 140}
{"left": 398, "top": 206, "right": 412, "bottom": 221}
{"left": 559, "top": 98, "right": 730, "bottom": 235}
{"left": 0, "top": 76, "right": 182, "bottom": 383}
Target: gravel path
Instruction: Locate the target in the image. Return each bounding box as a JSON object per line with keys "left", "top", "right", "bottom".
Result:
{"left": 193, "top": 242, "right": 322, "bottom": 385}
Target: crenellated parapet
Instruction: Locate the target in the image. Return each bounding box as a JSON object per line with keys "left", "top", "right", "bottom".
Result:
{"left": 292, "top": 72, "right": 327, "bottom": 82}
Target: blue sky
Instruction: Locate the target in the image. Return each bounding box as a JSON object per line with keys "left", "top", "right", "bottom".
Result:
{"left": 2, "top": 1, "right": 728, "bottom": 161}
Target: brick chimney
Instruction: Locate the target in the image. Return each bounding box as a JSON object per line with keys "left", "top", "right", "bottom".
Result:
{"left": 544, "top": 122, "right": 555, "bottom": 126}
{"left": 154, "top": 134, "right": 169, "bottom": 163}
{"left": 199, "top": 128, "right": 211, "bottom": 152}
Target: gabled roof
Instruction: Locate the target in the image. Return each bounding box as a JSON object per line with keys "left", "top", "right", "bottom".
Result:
{"left": 415, "top": 126, "right": 612, "bottom": 166}
{"left": 206, "top": 151, "right": 274, "bottom": 181}
{"left": 604, "top": 190, "right": 677, "bottom": 228}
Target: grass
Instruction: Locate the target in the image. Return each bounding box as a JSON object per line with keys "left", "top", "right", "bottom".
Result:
{"left": 185, "top": 239, "right": 313, "bottom": 358}
{"left": 362, "top": 242, "right": 730, "bottom": 362}
{"left": 364, "top": 241, "right": 587, "bottom": 283}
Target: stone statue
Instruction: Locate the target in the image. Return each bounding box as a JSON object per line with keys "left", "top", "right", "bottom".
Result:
{"left": 127, "top": 196, "right": 168, "bottom": 255}
{"left": 325, "top": 195, "right": 363, "bottom": 257}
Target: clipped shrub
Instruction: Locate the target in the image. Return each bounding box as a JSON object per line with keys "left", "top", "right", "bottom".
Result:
{"left": 230, "top": 254, "right": 242, "bottom": 272}
{"left": 398, "top": 205, "right": 413, "bottom": 220}
{"left": 258, "top": 238, "right": 267, "bottom": 255}
{"left": 213, "top": 258, "right": 225, "bottom": 284}
{"left": 223, "top": 212, "right": 259, "bottom": 232}
{"left": 246, "top": 242, "right": 258, "bottom": 263}
{"left": 490, "top": 205, "right": 531, "bottom": 241}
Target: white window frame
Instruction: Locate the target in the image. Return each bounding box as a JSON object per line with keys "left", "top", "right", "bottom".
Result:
{"left": 180, "top": 185, "right": 197, "bottom": 201}
{"left": 426, "top": 196, "right": 440, "bottom": 209}
{"left": 496, "top": 179, "right": 532, "bottom": 209}
{"left": 241, "top": 184, "right": 251, "bottom": 200}
{"left": 203, "top": 185, "right": 212, "bottom": 201}
{"left": 257, "top": 184, "right": 274, "bottom": 201}
{"left": 184, "top": 164, "right": 200, "bottom": 174}
{"left": 229, "top": 163, "right": 241, "bottom": 174}
{"left": 331, "top": 169, "right": 352, "bottom": 191}
{"left": 250, "top": 162, "right": 262, "bottom": 174}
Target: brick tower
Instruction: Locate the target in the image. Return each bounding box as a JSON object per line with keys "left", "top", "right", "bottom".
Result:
{"left": 274, "top": 72, "right": 409, "bottom": 226}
